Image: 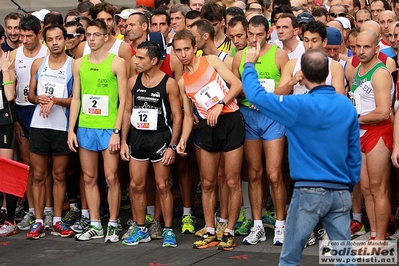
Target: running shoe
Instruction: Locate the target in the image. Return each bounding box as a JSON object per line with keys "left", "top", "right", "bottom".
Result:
{"left": 318, "top": 228, "right": 331, "bottom": 250}
{"left": 122, "top": 220, "right": 137, "bottom": 240}
{"left": 75, "top": 225, "right": 104, "bottom": 241}
{"left": 51, "top": 221, "right": 75, "bottom": 238}
{"left": 243, "top": 225, "right": 266, "bottom": 245}
{"left": 17, "top": 212, "right": 35, "bottom": 231}
{"left": 117, "top": 217, "right": 123, "bottom": 232}
{"left": 0, "top": 221, "right": 18, "bottom": 237}
{"left": 149, "top": 220, "right": 163, "bottom": 240}
{"left": 235, "top": 209, "right": 246, "bottom": 229}
{"left": 262, "top": 211, "right": 276, "bottom": 229}
{"left": 14, "top": 202, "right": 27, "bottom": 221}
{"left": 70, "top": 216, "right": 90, "bottom": 233}
{"left": 304, "top": 231, "right": 316, "bottom": 248}
{"left": 216, "top": 221, "right": 227, "bottom": 240}
{"left": 195, "top": 226, "right": 206, "bottom": 237}
{"left": 350, "top": 220, "right": 366, "bottom": 237}
{"left": 105, "top": 225, "right": 119, "bottom": 243}
{"left": 181, "top": 214, "right": 195, "bottom": 234}
{"left": 43, "top": 210, "right": 53, "bottom": 230}
{"left": 193, "top": 232, "right": 219, "bottom": 249}
{"left": 62, "top": 208, "right": 81, "bottom": 226}
{"left": 217, "top": 233, "right": 236, "bottom": 251}
{"left": 122, "top": 227, "right": 151, "bottom": 246}
{"left": 273, "top": 226, "right": 284, "bottom": 245}
{"left": 26, "top": 222, "right": 45, "bottom": 240}
{"left": 235, "top": 219, "right": 253, "bottom": 236}
{"left": 162, "top": 230, "right": 177, "bottom": 247}
{"left": 389, "top": 229, "right": 399, "bottom": 242}
{"left": 145, "top": 214, "right": 154, "bottom": 227}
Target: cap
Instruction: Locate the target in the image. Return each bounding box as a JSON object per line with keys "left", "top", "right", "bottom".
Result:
{"left": 326, "top": 27, "right": 342, "bottom": 45}
{"left": 334, "top": 17, "right": 351, "bottom": 30}
{"left": 32, "top": 9, "right": 50, "bottom": 22}
{"left": 115, "top": 9, "right": 137, "bottom": 20}
{"left": 297, "top": 12, "right": 315, "bottom": 24}
{"left": 147, "top": 32, "right": 167, "bottom": 60}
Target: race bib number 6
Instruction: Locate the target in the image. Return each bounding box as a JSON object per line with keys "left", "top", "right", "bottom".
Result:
{"left": 82, "top": 94, "right": 109, "bottom": 116}
{"left": 194, "top": 80, "right": 225, "bottom": 110}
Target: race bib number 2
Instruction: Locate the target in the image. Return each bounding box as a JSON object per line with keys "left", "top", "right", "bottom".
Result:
{"left": 82, "top": 94, "right": 109, "bottom": 116}
{"left": 194, "top": 80, "right": 225, "bottom": 110}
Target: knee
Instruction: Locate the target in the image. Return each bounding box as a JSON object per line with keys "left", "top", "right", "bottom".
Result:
{"left": 201, "top": 178, "right": 216, "bottom": 192}
{"left": 106, "top": 174, "right": 119, "bottom": 188}
{"left": 267, "top": 171, "right": 282, "bottom": 184}
{"left": 248, "top": 165, "right": 262, "bottom": 180}
{"left": 156, "top": 181, "right": 170, "bottom": 195}
{"left": 32, "top": 169, "right": 46, "bottom": 184}
{"left": 52, "top": 171, "right": 66, "bottom": 184}
{"left": 130, "top": 179, "right": 145, "bottom": 194}
{"left": 226, "top": 177, "right": 241, "bottom": 190}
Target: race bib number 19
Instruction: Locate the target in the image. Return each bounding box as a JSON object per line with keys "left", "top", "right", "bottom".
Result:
{"left": 82, "top": 94, "right": 109, "bottom": 116}
{"left": 194, "top": 80, "right": 225, "bottom": 110}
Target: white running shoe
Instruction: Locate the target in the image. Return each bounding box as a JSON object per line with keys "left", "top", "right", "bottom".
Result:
{"left": 243, "top": 225, "right": 266, "bottom": 245}
{"left": 273, "top": 226, "right": 284, "bottom": 245}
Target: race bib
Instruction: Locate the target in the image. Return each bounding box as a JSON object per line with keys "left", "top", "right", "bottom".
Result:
{"left": 293, "top": 86, "right": 308, "bottom": 95}
{"left": 359, "top": 129, "right": 367, "bottom": 138}
{"left": 348, "top": 91, "right": 362, "bottom": 115}
{"left": 37, "top": 81, "right": 65, "bottom": 98}
{"left": 0, "top": 90, "right": 3, "bottom": 110}
{"left": 259, "top": 79, "right": 275, "bottom": 93}
{"left": 194, "top": 80, "right": 225, "bottom": 110}
{"left": 82, "top": 94, "right": 109, "bottom": 116}
{"left": 17, "top": 83, "right": 29, "bottom": 103}
{"left": 131, "top": 108, "right": 158, "bottom": 130}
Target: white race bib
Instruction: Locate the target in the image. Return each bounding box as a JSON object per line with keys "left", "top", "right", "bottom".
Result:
{"left": 293, "top": 87, "right": 308, "bottom": 95}
{"left": 17, "top": 83, "right": 29, "bottom": 103}
{"left": 82, "top": 94, "right": 109, "bottom": 116}
{"left": 131, "top": 108, "right": 158, "bottom": 130}
{"left": 37, "top": 81, "right": 65, "bottom": 98}
{"left": 348, "top": 91, "right": 362, "bottom": 115}
{"left": 0, "top": 91, "right": 3, "bottom": 110}
{"left": 259, "top": 79, "right": 275, "bottom": 93}
{"left": 194, "top": 80, "right": 225, "bottom": 110}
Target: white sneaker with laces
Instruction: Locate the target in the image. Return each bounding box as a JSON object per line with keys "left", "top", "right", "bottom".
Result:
{"left": 273, "top": 226, "right": 284, "bottom": 245}
{"left": 243, "top": 225, "right": 266, "bottom": 245}
{"left": 105, "top": 225, "right": 119, "bottom": 243}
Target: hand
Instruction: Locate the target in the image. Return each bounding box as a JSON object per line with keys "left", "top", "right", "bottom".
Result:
{"left": 162, "top": 148, "right": 175, "bottom": 166}
{"left": 245, "top": 41, "right": 260, "bottom": 64}
{"left": 177, "top": 139, "right": 187, "bottom": 156}
{"left": 0, "top": 51, "right": 14, "bottom": 72}
{"left": 36, "top": 94, "right": 52, "bottom": 105}
{"left": 207, "top": 104, "right": 223, "bottom": 127}
{"left": 39, "top": 101, "right": 54, "bottom": 118}
{"left": 14, "top": 121, "right": 24, "bottom": 144}
{"left": 289, "top": 70, "right": 304, "bottom": 86}
{"left": 120, "top": 142, "right": 130, "bottom": 161}
{"left": 67, "top": 131, "right": 78, "bottom": 152}
{"left": 391, "top": 147, "right": 399, "bottom": 168}
{"left": 108, "top": 133, "right": 120, "bottom": 153}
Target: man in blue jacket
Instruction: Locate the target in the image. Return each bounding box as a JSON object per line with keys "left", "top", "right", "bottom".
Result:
{"left": 242, "top": 47, "right": 361, "bottom": 266}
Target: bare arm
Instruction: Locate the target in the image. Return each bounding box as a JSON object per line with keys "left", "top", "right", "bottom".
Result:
{"left": 386, "top": 57, "right": 396, "bottom": 73}
{"left": 120, "top": 75, "right": 136, "bottom": 161}
{"left": 28, "top": 58, "right": 42, "bottom": 105}
{"left": 176, "top": 78, "right": 194, "bottom": 156}
{"left": 0, "top": 52, "right": 16, "bottom": 101}
{"left": 119, "top": 42, "right": 133, "bottom": 77}
{"left": 129, "top": 55, "right": 137, "bottom": 78}
{"left": 345, "top": 57, "right": 355, "bottom": 90}
{"left": 67, "top": 59, "right": 82, "bottom": 152}
{"left": 392, "top": 107, "right": 399, "bottom": 167}
{"left": 170, "top": 55, "right": 183, "bottom": 81}
{"left": 359, "top": 68, "right": 392, "bottom": 124}
{"left": 275, "top": 59, "right": 298, "bottom": 95}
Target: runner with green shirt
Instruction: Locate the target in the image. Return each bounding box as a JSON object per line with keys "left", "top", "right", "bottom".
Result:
{"left": 232, "top": 15, "right": 289, "bottom": 246}
{"left": 67, "top": 19, "right": 127, "bottom": 243}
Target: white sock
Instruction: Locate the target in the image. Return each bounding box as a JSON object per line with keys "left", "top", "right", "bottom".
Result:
{"left": 81, "top": 209, "right": 89, "bottom": 219}
{"left": 254, "top": 220, "right": 263, "bottom": 227}
{"left": 1, "top": 207, "right": 6, "bottom": 213}
{"left": 183, "top": 207, "right": 191, "bottom": 216}
{"left": 29, "top": 208, "right": 35, "bottom": 215}
{"left": 44, "top": 207, "right": 53, "bottom": 213}
{"left": 275, "top": 220, "right": 285, "bottom": 227}
{"left": 370, "top": 231, "right": 376, "bottom": 237}
{"left": 147, "top": 205, "right": 155, "bottom": 217}
{"left": 53, "top": 216, "right": 61, "bottom": 224}
{"left": 108, "top": 220, "right": 118, "bottom": 228}
{"left": 224, "top": 228, "right": 234, "bottom": 236}
{"left": 353, "top": 213, "right": 362, "bottom": 223}
{"left": 36, "top": 219, "right": 44, "bottom": 224}
{"left": 206, "top": 227, "right": 215, "bottom": 235}
{"left": 219, "top": 218, "right": 228, "bottom": 223}
{"left": 90, "top": 220, "right": 101, "bottom": 229}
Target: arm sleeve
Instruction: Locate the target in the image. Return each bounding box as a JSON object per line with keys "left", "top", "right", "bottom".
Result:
{"left": 242, "top": 63, "right": 300, "bottom": 127}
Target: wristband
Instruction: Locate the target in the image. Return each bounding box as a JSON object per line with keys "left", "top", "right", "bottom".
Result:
{"left": 2, "top": 81, "right": 13, "bottom": 86}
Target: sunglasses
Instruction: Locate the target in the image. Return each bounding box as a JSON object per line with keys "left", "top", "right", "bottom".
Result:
{"left": 329, "top": 12, "right": 346, "bottom": 18}
{"left": 66, "top": 33, "right": 81, "bottom": 39}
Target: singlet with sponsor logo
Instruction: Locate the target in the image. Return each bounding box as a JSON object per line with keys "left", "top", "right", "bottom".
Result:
{"left": 238, "top": 45, "right": 280, "bottom": 107}
{"left": 15, "top": 44, "right": 48, "bottom": 106}
{"left": 292, "top": 57, "right": 333, "bottom": 94}
{"left": 31, "top": 55, "right": 73, "bottom": 131}
{"left": 350, "top": 62, "right": 394, "bottom": 116}
{"left": 217, "top": 36, "right": 231, "bottom": 53}
{"left": 131, "top": 73, "right": 171, "bottom": 131}
{"left": 83, "top": 38, "right": 122, "bottom": 56}
{"left": 182, "top": 56, "right": 239, "bottom": 119}
{"left": 78, "top": 54, "right": 119, "bottom": 129}
{"left": 0, "top": 71, "right": 15, "bottom": 125}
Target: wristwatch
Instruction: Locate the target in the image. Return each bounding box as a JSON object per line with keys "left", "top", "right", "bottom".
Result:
{"left": 169, "top": 144, "right": 177, "bottom": 151}
{"left": 113, "top": 128, "right": 120, "bottom": 134}
{"left": 49, "top": 94, "right": 57, "bottom": 104}
{"left": 218, "top": 100, "right": 226, "bottom": 106}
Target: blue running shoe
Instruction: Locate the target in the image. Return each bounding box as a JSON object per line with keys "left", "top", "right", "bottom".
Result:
{"left": 122, "top": 227, "right": 151, "bottom": 246}
{"left": 162, "top": 230, "right": 177, "bottom": 248}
